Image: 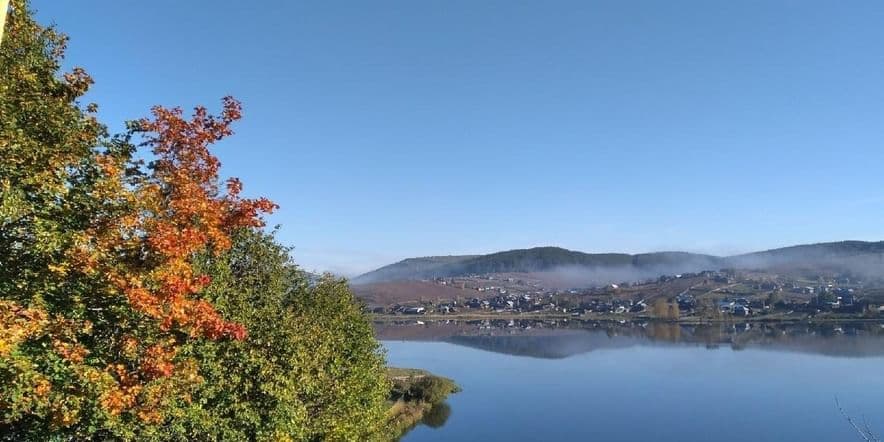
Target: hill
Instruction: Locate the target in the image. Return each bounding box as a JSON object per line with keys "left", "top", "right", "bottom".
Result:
{"left": 725, "top": 240, "right": 884, "bottom": 275}
{"left": 353, "top": 241, "right": 884, "bottom": 285}
{"left": 352, "top": 247, "right": 722, "bottom": 286}
{"left": 352, "top": 255, "right": 477, "bottom": 284}
{"left": 427, "top": 247, "right": 722, "bottom": 277}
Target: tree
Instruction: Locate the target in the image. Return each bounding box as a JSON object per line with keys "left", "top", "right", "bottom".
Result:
{"left": 170, "top": 230, "right": 389, "bottom": 441}
{"left": 1, "top": 2, "right": 389, "bottom": 440}
{"left": 1, "top": 1, "right": 112, "bottom": 436}
{"left": 695, "top": 298, "right": 721, "bottom": 320}
{"left": 650, "top": 298, "right": 679, "bottom": 320}
{"left": 766, "top": 291, "right": 781, "bottom": 309}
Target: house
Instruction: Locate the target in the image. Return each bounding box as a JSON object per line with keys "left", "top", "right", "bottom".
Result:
{"left": 732, "top": 305, "right": 749, "bottom": 316}
{"left": 760, "top": 282, "right": 778, "bottom": 291}
{"left": 835, "top": 288, "right": 856, "bottom": 306}
{"left": 592, "top": 303, "right": 613, "bottom": 313}
{"left": 629, "top": 301, "right": 647, "bottom": 313}
{"left": 676, "top": 296, "right": 696, "bottom": 311}
{"left": 719, "top": 301, "right": 736, "bottom": 313}
{"left": 437, "top": 304, "right": 457, "bottom": 314}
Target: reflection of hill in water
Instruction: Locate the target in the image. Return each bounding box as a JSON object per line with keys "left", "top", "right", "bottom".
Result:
{"left": 446, "top": 333, "right": 643, "bottom": 359}
{"left": 376, "top": 320, "right": 884, "bottom": 359}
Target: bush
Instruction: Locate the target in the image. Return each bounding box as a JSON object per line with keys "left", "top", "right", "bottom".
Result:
{"left": 391, "top": 373, "right": 459, "bottom": 405}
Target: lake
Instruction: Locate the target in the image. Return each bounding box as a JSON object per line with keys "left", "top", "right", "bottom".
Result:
{"left": 380, "top": 320, "right": 884, "bottom": 441}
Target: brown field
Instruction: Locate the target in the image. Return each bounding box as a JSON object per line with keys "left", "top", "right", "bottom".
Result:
{"left": 352, "top": 280, "right": 477, "bottom": 306}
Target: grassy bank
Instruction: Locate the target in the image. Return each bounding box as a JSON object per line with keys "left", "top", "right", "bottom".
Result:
{"left": 386, "top": 368, "right": 460, "bottom": 440}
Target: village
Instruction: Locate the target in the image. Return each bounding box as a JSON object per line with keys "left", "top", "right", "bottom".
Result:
{"left": 373, "top": 269, "right": 884, "bottom": 321}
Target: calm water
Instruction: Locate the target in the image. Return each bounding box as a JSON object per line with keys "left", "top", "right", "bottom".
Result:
{"left": 381, "top": 321, "right": 884, "bottom": 441}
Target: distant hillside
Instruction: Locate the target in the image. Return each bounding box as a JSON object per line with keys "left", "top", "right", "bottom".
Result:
{"left": 434, "top": 247, "right": 720, "bottom": 276}
{"left": 353, "top": 247, "right": 720, "bottom": 284}
{"left": 452, "top": 247, "right": 631, "bottom": 274}
{"left": 353, "top": 280, "right": 477, "bottom": 306}
{"left": 352, "top": 255, "right": 477, "bottom": 284}
{"left": 353, "top": 241, "right": 884, "bottom": 284}
{"left": 724, "top": 240, "right": 884, "bottom": 276}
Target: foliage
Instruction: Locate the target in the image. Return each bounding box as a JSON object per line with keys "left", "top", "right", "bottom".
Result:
{"left": 389, "top": 372, "right": 458, "bottom": 405}
{"left": 386, "top": 370, "right": 458, "bottom": 439}
{"left": 1, "top": 1, "right": 113, "bottom": 437}
{"left": 0, "top": 2, "right": 389, "bottom": 440}
{"left": 171, "top": 230, "right": 389, "bottom": 441}
{"left": 650, "top": 298, "right": 680, "bottom": 320}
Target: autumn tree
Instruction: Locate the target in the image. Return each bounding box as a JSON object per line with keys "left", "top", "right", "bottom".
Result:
{"left": 650, "top": 298, "right": 680, "bottom": 320}
{"left": 2, "top": 2, "right": 389, "bottom": 440}
{"left": 1, "top": 0, "right": 111, "bottom": 436}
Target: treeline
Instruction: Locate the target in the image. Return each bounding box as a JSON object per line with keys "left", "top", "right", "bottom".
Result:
{"left": 0, "top": 1, "right": 389, "bottom": 440}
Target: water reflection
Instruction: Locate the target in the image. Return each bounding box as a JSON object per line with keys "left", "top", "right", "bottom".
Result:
{"left": 376, "top": 319, "right": 884, "bottom": 358}
{"left": 420, "top": 402, "right": 451, "bottom": 429}
{"left": 384, "top": 324, "right": 884, "bottom": 442}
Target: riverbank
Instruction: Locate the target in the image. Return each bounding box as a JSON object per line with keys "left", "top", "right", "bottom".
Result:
{"left": 386, "top": 367, "right": 460, "bottom": 440}
{"left": 373, "top": 311, "right": 884, "bottom": 324}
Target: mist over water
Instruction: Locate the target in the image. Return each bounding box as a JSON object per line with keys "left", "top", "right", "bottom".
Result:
{"left": 536, "top": 261, "right": 717, "bottom": 288}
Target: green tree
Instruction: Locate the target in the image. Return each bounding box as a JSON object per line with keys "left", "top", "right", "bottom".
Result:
{"left": 0, "top": 1, "right": 116, "bottom": 437}
{"left": 172, "top": 229, "right": 390, "bottom": 441}
{"left": 0, "top": 0, "right": 104, "bottom": 311}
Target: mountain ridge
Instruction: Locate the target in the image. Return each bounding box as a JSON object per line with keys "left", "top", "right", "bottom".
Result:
{"left": 352, "top": 240, "right": 884, "bottom": 284}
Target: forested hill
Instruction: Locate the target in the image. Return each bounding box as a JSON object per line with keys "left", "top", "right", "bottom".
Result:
{"left": 353, "top": 241, "right": 884, "bottom": 284}
{"left": 439, "top": 247, "right": 722, "bottom": 276}
{"left": 352, "top": 247, "right": 720, "bottom": 284}
{"left": 352, "top": 255, "right": 478, "bottom": 284}
{"left": 725, "top": 240, "right": 884, "bottom": 273}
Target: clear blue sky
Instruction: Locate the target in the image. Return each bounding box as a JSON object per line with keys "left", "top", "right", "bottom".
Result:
{"left": 35, "top": 1, "right": 884, "bottom": 275}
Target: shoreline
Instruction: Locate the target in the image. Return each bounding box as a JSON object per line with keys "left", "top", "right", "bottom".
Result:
{"left": 372, "top": 312, "right": 884, "bottom": 324}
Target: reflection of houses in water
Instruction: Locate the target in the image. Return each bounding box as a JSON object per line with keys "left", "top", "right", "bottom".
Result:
{"left": 375, "top": 319, "right": 884, "bottom": 359}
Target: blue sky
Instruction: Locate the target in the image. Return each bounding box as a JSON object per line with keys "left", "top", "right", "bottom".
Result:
{"left": 35, "top": 1, "right": 884, "bottom": 275}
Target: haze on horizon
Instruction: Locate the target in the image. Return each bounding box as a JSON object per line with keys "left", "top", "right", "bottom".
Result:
{"left": 37, "top": 1, "right": 884, "bottom": 276}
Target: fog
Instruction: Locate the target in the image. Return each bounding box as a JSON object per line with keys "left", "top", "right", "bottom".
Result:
{"left": 547, "top": 244, "right": 884, "bottom": 288}
{"left": 535, "top": 265, "right": 700, "bottom": 289}
{"left": 354, "top": 241, "right": 884, "bottom": 285}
